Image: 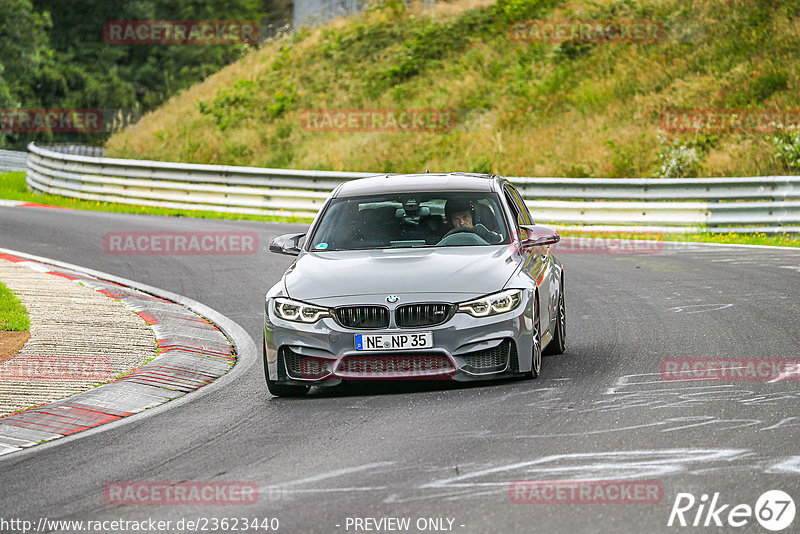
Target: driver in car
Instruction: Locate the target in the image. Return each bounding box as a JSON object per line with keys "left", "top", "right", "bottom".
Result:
{"left": 444, "top": 198, "right": 503, "bottom": 244}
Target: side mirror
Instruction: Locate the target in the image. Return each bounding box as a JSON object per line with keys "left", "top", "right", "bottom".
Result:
{"left": 519, "top": 225, "right": 560, "bottom": 248}
{"left": 269, "top": 233, "right": 305, "bottom": 256}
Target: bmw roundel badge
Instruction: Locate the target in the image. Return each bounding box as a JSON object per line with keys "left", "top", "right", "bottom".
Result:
{"left": 386, "top": 295, "right": 399, "bottom": 303}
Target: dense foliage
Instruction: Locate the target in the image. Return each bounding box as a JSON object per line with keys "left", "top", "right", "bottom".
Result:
{"left": 0, "top": 0, "right": 291, "bottom": 147}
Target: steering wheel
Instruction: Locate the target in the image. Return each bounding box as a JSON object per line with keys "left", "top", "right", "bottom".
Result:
{"left": 437, "top": 227, "right": 489, "bottom": 246}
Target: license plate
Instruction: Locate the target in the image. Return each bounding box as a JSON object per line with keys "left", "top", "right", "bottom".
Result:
{"left": 355, "top": 332, "right": 433, "bottom": 351}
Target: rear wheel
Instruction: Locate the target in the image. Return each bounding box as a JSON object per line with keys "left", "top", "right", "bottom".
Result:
{"left": 525, "top": 299, "right": 542, "bottom": 379}
{"left": 544, "top": 283, "right": 566, "bottom": 355}
{"left": 264, "top": 339, "right": 309, "bottom": 397}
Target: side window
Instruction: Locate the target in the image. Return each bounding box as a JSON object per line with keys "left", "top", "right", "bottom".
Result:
{"left": 503, "top": 187, "right": 528, "bottom": 241}
{"left": 508, "top": 186, "right": 532, "bottom": 225}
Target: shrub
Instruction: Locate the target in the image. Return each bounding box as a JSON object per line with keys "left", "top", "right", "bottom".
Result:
{"left": 772, "top": 124, "right": 800, "bottom": 173}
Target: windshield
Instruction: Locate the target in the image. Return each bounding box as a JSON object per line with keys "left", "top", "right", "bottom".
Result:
{"left": 308, "top": 192, "right": 510, "bottom": 251}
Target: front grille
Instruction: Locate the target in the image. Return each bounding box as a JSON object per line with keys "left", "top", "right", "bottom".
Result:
{"left": 334, "top": 306, "right": 389, "bottom": 329}
{"left": 395, "top": 303, "right": 453, "bottom": 328}
{"left": 282, "top": 347, "right": 331, "bottom": 379}
{"left": 461, "top": 339, "right": 512, "bottom": 374}
{"left": 336, "top": 353, "right": 454, "bottom": 377}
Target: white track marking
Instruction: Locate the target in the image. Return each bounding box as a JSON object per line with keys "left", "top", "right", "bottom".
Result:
{"left": 767, "top": 457, "right": 800, "bottom": 474}
{"left": 759, "top": 417, "right": 800, "bottom": 431}
{"left": 264, "top": 461, "right": 395, "bottom": 489}
{"left": 670, "top": 303, "right": 733, "bottom": 314}
{"left": 420, "top": 449, "right": 750, "bottom": 489}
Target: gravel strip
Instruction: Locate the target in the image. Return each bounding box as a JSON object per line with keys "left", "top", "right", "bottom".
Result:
{"left": 0, "top": 260, "right": 156, "bottom": 417}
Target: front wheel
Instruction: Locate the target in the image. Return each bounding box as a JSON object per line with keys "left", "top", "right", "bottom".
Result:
{"left": 544, "top": 284, "right": 566, "bottom": 355}
{"left": 266, "top": 377, "right": 310, "bottom": 397}
{"left": 525, "top": 300, "right": 542, "bottom": 379}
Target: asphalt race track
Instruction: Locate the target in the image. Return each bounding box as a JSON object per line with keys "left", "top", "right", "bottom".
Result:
{"left": 1, "top": 205, "right": 799, "bottom": 533}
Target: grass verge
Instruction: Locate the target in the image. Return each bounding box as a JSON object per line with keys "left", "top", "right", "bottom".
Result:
{"left": 0, "top": 280, "right": 30, "bottom": 331}
{"left": 0, "top": 172, "right": 313, "bottom": 224}
{"left": 559, "top": 230, "right": 800, "bottom": 248}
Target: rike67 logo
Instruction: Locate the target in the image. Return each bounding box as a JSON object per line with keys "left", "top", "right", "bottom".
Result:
{"left": 668, "top": 490, "right": 795, "bottom": 531}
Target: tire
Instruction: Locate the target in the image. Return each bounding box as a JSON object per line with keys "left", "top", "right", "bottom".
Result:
{"left": 266, "top": 377, "right": 309, "bottom": 398}
{"left": 264, "top": 338, "right": 309, "bottom": 397}
{"left": 544, "top": 282, "right": 566, "bottom": 356}
{"left": 525, "top": 298, "right": 542, "bottom": 379}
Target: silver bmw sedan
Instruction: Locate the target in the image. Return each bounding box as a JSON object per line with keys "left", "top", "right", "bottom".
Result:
{"left": 264, "top": 172, "right": 565, "bottom": 396}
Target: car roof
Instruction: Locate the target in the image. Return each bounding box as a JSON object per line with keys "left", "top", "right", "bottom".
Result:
{"left": 333, "top": 173, "right": 502, "bottom": 197}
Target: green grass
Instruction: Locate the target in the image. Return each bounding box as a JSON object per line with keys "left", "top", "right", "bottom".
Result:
{"left": 559, "top": 230, "right": 800, "bottom": 248}
{"left": 0, "top": 281, "right": 30, "bottom": 331}
{"left": 669, "top": 232, "right": 800, "bottom": 248}
{"left": 0, "top": 172, "right": 313, "bottom": 224}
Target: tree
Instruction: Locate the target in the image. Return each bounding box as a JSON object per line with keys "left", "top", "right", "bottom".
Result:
{"left": 0, "top": 0, "right": 52, "bottom": 146}
{"left": 3, "top": 0, "right": 294, "bottom": 147}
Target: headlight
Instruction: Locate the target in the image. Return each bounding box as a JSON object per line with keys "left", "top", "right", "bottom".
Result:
{"left": 457, "top": 289, "right": 523, "bottom": 318}
{"left": 274, "top": 297, "right": 330, "bottom": 323}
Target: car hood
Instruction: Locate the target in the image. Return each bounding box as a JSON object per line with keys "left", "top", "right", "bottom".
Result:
{"left": 284, "top": 246, "right": 519, "bottom": 302}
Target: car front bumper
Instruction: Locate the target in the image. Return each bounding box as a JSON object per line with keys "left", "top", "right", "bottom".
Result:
{"left": 263, "top": 292, "right": 536, "bottom": 387}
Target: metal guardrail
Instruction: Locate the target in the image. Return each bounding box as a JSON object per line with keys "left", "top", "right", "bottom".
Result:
{"left": 0, "top": 149, "right": 28, "bottom": 172}
{"left": 41, "top": 144, "right": 107, "bottom": 158}
{"left": 25, "top": 142, "right": 800, "bottom": 232}
{"left": 26, "top": 143, "right": 371, "bottom": 218}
